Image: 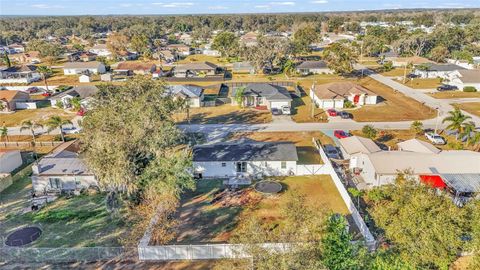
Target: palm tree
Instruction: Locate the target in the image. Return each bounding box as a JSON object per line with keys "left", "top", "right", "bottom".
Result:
{"left": 410, "top": 120, "right": 424, "bottom": 136}
{"left": 460, "top": 121, "right": 476, "bottom": 145}
{"left": 467, "top": 132, "right": 480, "bottom": 151}
{"left": 283, "top": 59, "right": 296, "bottom": 79}
{"left": 20, "top": 120, "right": 43, "bottom": 143}
{"left": 442, "top": 108, "right": 472, "bottom": 140}
{"left": 0, "top": 125, "right": 8, "bottom": 143}
{"left": 45, "top": 116, "right": 72, "bottom": 142}
{"left": 37, "top": 66, "right": 52, "bottom": 92}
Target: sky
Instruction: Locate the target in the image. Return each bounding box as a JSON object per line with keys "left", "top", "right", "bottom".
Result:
{"left": 0, "top": 0, "right": 479, "bottom": 16}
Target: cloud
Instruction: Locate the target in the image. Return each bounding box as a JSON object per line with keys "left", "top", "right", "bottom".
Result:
{"left": 254, "top": 5, "right": 270, "bottom": 8}
{"left": 311, "top": 0, "right": 328, "bottom": 3}
{"left": 31, "top": 4, "right": 63, "bottom": 9}
{"left": 159, "top": 2, "right": 194, "bottom": 8}
{"left": 208, "top": 5, "right": 228, "bottom": 10}
{"left": 269, "top": 1, "right": 296, "bottom": 6}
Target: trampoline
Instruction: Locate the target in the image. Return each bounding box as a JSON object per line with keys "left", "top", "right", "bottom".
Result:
{"left": 5, "top": 226, "right": 42, "bottom": 246}
{"left": 254, "top": 181, "right": 283, "bottom": 195}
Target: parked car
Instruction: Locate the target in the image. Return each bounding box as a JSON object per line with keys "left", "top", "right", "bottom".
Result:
{"left": 26, "top": 87, "right": 39, "bottom": 94}
{"left": 334, "top": 130, "right": 351, "bottom": 139}
{"left": 407, "top": 73, "right": 419, "bottom": 79}
{"left": 324, "top": 144, "right": 341, "bottom": 159}
{"left": 41, "top": 91, "right": 52, "bottom": 97}
{"left": 281, "top": 105, "right": 291, "bottom": 115}
{"left": 327, "top": 109, "right": 337, "bottom": 116}
{"left": 62, "top": 126, "right": 82, "bottom": 134}
{"left": 437, "top": 85, "right": 458, "bottom": 91}
{"left": 338, "top": 111, "right": 352, "bottom": 119}
{"left": 425, "top": 132, "right": 446, "bottom": 145}
{"left": 77, "top": 108, "right": 86, "bottom": 116}
{"left": 271, "top": 108, "right": 282, "bottom": 115}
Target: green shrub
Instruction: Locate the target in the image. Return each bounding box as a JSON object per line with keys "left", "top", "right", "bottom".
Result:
{"left": 344, "top": 100, "right": 355, "bottom": 108}
{"left": 463, "top": 86, "right": 477, "bottom": 92}
{"left": 33, "top": 208, "right": 102, "bottom": 223}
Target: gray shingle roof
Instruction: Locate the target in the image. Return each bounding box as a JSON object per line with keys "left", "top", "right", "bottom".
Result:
{"left": 175, "top": 62, "right": 218, "bottom": 71}
{"left": 54, "top": 85, "right": 99, "bottom": 99}
{"left": 296, "top": 61, "right": 328, "bottom": 69}
{"left": 64, "top": 61, "right": 103, "bottom": 69}
{"left": 424, "top": 64, "right": 465, "bottom": 72}
{"left": 231, "top": 83, "right": 292, "bottom": 101}
{"left": 166, "top": 85, "right": 204, "bottom": 98}
{"left": 193, "top": 140, "right": 298, "bottom": 162}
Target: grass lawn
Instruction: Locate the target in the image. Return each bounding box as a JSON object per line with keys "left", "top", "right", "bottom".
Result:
{"left": 291, "top": 96, "right": 328, "bottom": 123}
{"left": 0, "top": 170, "right": 129, "bottom": 247}
{"left": 453, "top": 102, "right": 480, "bottom": 117}
{"left": 0, "top": 107, "right": 76, "bottom": 127}
{"left": 173, "top": 175, "right": 349, "bottom": 244}
{"left": 350, "top": 78, "right": 436, "bottom": 122}
{"left": 228, "top": 131, "right": 333, "bottom": 164}
{"left": 177, "top": 55, "right": 229, "bottom": 65}
{"left": 378, "top": 68, "right": 412, "bottom": 77}
{"left": 174, "top": 104, "right": 272, "bottom": 124}
{"left": 399, "top": 78, "right": 442, "bottom": 89}
{"left": 429, "top": 91, "right": 480, "bottom": 99}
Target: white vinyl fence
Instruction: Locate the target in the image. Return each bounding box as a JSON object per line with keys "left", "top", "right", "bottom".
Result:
{"left": 15, "top": 102, "right": 38, "bottom": 109}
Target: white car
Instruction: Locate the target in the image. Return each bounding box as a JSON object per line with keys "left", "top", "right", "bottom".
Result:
{"left": 425, "top": 132, "right": 446, "bottom": 145}
{"left": 62, "top": 126, "right": 82, "bottom": 134}
{"left": 281, "top": 105, "right": 291, "bottom": 115}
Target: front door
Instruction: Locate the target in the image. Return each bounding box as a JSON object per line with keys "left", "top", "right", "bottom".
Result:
{"left": 236, "top": 162, "right": 247, "bottom": 173}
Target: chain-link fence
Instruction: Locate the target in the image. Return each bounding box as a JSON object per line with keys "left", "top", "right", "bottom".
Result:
{"left": 0, "top": 247, "right": 137, "bottom": 263}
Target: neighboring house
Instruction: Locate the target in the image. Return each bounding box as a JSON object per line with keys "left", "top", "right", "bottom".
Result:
{"left": 114, "top": 62, "right": 157, "bottom": 75}
{"left": 240, "top": 32, "right": 258, "bottom": 47}
{"left": 179, "top": 33, "right": 193, "bottom": 45}
{"left": 89, "top": 44, "right": 111, "bottom": 57}
{"left": 230, "top": 83, "right": 292, "bottom": 111}
{"left": 343, "top": 138, "right": 480, "bottom": 196}
{"left": 0, "top": 150, "right": 23, "bottom": 173}
{"left": 232, "top": 62, "right": 255, "bottom": 74}
{"left": 9, "top": 51, "right": 41, "bottom": 64}
{"left": 448, "top": 70, "right": 480, "bottom": 90}
{"left": 413, "top": 64, "right": 465, "bottom": 79}
{"left": 390, "top": 56, "right": 434, "bottom": 67}
{"left": 63, "top": 61, "right": 106, "bottom": 75}
{"left": 0, "top": 65, "right": 41, "bottom": 84}
{"left": 310, "top": 82, "right": 378, "bottom": 109}
{"left": 8, "top": 43, "right": 25, "bottom": 53}
{"left": 173, "top": 62, "right": 221, "bottom": 78}
{"left": 79, "top": 74, "right": 91, "bottom": 83}
{"left": 193, "top": 140, "right": 298, "bottom": 178}
{"left": 295, "top": 61, "right": 333, "bottom": 75}
{"left": 116, "top": 51, "right": 138, "bottom": 61}
{"left": 447, "top": 59, "right": 476, "bottom": 70}
{"left": 202, "top": 49, "right": 221, "bottom": 57}
{"left": 0, "top": 90, "right": 30, "bottom": 112}
{"left": 378, "top": 51, "right": 399, "bottom": 63}
{"left": 155, "top": 50, "right": 176, "bottom": 63}
{"left": 50, "top": 85, "right": 99, "bottom": 108}
{"left": 31, "top": 140, "right": 97, "bottom": 195}
{"left": 166, "top": 44, "right": 191, "bottom": 56}
{"left": 79, "top": 52, "right": 97, "bottom": 62}
{"left": 165, "top": 84, "right": 205, "bottom": 107}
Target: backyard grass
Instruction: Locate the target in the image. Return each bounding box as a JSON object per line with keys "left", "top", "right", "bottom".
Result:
{"left": 350, "top": 78, "right": 437, "bottom": 122}
{"left": 399, "top": 78, "right": 442, "bottom": 89}
{"left": 453, "top": 102, "right": 480, "bottom": 117}
{"left": 177, "top": 55, "right": 229, "bottom": 65}
{"left": 173, "top": 175, "right": 349, "bottom": 244}
{"left": 379, "top": 68, "right": 412, "bottom": 77}
{"left": 228, "top": 131, "right": 333, "bottom": 164}
{"left": 429, "top": 91, "right": 480, "bottom": 99}
{"left": 174, "top": 104, "right": 272, "bottom": 124}
{"left": 0, "top": 107, "right": 76, "bottom": 127}
{"left": 0, "top": 171, "right": 129, "bottom": 247}
{"left": 291, "top": 96, "right": 328, "bottom": 123}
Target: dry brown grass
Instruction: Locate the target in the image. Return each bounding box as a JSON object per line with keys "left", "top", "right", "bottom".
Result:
{"left": 291, "top": 96, "right": 328, "bottom": 123}
{"left": 430, "top": 91, "right": 480, "bottom": 99}
{"left": 454, "top": 102, "right": 480, "bottom": 117}
{"left": 350, "top": 78, "right": 437, "bottom": 122}
{"left": 174, "top": 104, "right": 272, "bottom": 124}
{"left": 379, "top": 68, "right": 412, "bottom": 77}
{"left": 0, "top": 108, "right": 76, "bottom": 127}
{"left": 399, "top": 78, "right": 442, "bottom": 89}
{"left": 177, "top": 55, "right": 228, "bottom": 65}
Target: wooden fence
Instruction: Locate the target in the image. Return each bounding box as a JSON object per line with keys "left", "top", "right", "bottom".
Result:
{"left": 0, "top": 141, "right": 63, "bottom": 148}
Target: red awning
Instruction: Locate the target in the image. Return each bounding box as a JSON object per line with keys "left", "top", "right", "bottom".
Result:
{"left": 420, "top": 175, "right": 447, "bottom": 189}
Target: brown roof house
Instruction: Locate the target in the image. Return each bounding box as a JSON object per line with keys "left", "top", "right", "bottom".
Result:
{"left": 240, "top": 32, "right": 259, "bottom": 47}
{"left": 309, "top": 82, "right": 378, "bottom": 109}
{"left": 9, "top": 51, "right": 41, "bottom": 64}
{"left": 0, "top": 90, "right": 30, "bottom": 112}
{"left": 166, "top": 44, "right": 191, "bottom": 56}
{"left": 114, "top": 62, "right": 157, "bottom": 75}
{"left": 448, "top": 70, "right": 480, "bottom": 90}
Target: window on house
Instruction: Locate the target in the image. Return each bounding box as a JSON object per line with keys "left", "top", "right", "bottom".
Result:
{"left": 49, "top": 178, "right": 62, "bottom": 189}
{"left": 236, "top": 162, "right": 247, "bottom": 173}
{"left": 221, "top": 162, "right": 226, "bottom": 167}
{"left": 281, "top": 161, "right": 287, "bottom": 169}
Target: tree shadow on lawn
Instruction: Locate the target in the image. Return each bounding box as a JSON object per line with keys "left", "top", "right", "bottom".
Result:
{"left": 184, "top": 110, "right": 271, "bottom": 124}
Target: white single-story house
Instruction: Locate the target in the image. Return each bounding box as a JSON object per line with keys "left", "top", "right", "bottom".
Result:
{"left": 89, "top": 44, "right": 112, "bottom": 57}
{"left": 31, "top": 140, "right": 97, "bottom": 195}
{"left": 446, "top": 59, "right": 476, "bottom": 70}
{"left": 166, "top": 44, "right": 191, "bottom": 56}
{"left": 413, "top": 64, "right": 465, "bottom": 79}
{"left": 173, "top": 62, "right": 220, "bottom": 78}
{"left": 0, "top": 65, "right": 41, "bottom": 84}
{"left": 310, "top": 82, "right": 378, "bottom": 109}
{"left": 239, "top": 32, "right": 258, "bottom": 47}
{"left": 338, "top": 136, "right": 382, "bottom": 160}
{"left": 231, "top": 83, "right": 292, "bottom": 111}
{"left": 295, "top": 61, "right": 333, "bottom": 75}
{"left": 0, "top": 150, "right": 23, "bottom": 173}
{"left": 165, "top": 84, "right": 205, "bottom": 107}
{"left": 448, "top": 70, "right": 480, "bottom": 90}
{"left": 79, "top": 74, "right": 91, "bottom": 83}
{"left": 342, "top": 138, "right": 480, "bottom": 194}
{"left": 50, "top": 85, "right": 99, "bottom": 108}
{"left": 193, "top": 140, "right": 299, "bottom": 178}
{"left": 155, "top": 50, "right": 176, "bottom": 63}
{"left": 63, "top": 61, "right": 106, "bottom": 75}
{"left": 232, "top": 62, "right": 255, "bottom": 74}
{"left": 114, "top": 62, "right": 157, "bottom": 75}
{"left": 0, "top": 90, "right": 30, "bottom": 112}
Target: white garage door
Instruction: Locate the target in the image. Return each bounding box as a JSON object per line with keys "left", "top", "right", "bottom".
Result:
{"left": 270, "top": 101, "right": 290, "bottom": 110}
{"left": 322, "top": 100, "right": 335, "bottom": 109}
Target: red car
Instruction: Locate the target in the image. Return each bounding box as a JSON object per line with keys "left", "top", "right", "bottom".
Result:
{"left": 327, "top": 109, "right": 337, "bottom": 116}
{"left": 334, "top": 130, "right": 350, "bottom": 139}
{"left": 77, "top": 108, "right": 86, "bottom": 116}
{"left": 42, "top": 92, "right": 52, "bottom": 97}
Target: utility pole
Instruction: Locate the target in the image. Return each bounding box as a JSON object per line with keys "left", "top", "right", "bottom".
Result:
{"left": 434, "top": 107, "right": 440, "bottom": 135}
{"left": 360, "top": 42, "right": 364, "bottom": 77}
